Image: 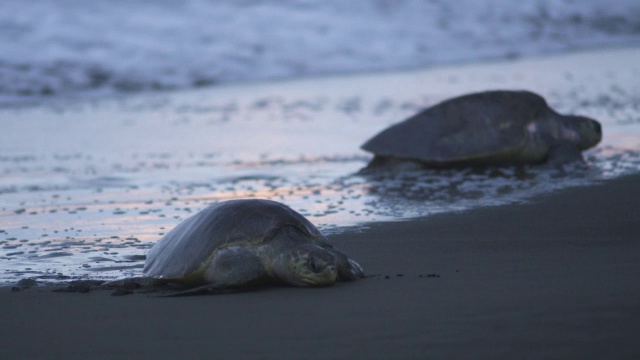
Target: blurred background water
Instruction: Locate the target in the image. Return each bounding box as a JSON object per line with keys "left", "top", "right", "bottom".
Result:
{"left": 0, "top": 1, "right": 639, "bottom": 284}
{"left": 1, "top": 0, "right": 639, "bottom": 103}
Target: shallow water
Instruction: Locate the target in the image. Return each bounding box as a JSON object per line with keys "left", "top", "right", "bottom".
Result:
{"left": 1, "top": 48, "right": 639, "bottom": 285}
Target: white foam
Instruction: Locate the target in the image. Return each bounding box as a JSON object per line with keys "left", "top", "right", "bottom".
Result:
{"left": 1, "top": 0, "right": 639, "bottom": 101}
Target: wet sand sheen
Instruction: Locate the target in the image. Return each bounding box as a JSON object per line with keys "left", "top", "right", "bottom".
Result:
{"left": 2, "top": 46, "right": 640, "bottom": 282}
{"left": 2, "top": 173, "right": 638, "bottom": 359}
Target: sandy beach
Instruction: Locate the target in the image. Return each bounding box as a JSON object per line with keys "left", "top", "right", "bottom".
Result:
{"left": 2, "top": 173, "right": 638, "bottom": 359}
{"left": 2, "top": 3, "right": 640, "bottom": 358}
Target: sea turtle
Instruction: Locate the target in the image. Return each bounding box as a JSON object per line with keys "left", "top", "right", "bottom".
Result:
{"left": 361, "top": 90, "right": 602, "bottom": 169}
{"left": 141, "top": 199, "right": 364, "bottom": 294}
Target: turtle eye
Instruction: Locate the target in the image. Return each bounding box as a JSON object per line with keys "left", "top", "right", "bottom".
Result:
{"left": 307, "top": 257, "right": 320, "bottom": 273}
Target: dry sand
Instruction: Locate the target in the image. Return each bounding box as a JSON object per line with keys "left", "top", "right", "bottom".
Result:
{"left": 2, "top": 173, "right": 638, "bottom": 359}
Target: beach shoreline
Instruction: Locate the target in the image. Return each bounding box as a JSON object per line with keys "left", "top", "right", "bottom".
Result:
{"left": 2, "top": 45, "right": 640, "bottom": 285}
{"left": 3, "top": 173, "right": 638, "bottom": 359}
{"left": 2, "top": 4, "right": 640, "bottom": 357}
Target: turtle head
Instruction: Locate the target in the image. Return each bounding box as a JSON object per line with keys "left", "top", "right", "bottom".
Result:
{"left": 559, "top": 115, "right": 602, "bottom": 150}
{"left": 272, "top": 245, "right": 338, "bottom": 287}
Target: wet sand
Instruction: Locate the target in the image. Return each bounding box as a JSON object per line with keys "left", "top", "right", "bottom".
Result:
{"left": 2, "top": 173, "right": 638, "bottom": 359}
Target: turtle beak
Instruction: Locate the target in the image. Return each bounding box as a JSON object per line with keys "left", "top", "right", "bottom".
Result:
{"left": 339, "top": 259, "right": 365, "bottom": 281}
{"left": 323, "top": 248, "right": 365, "bottom": 281}
{"left": 590, "top": 119, "right": 602, "bottom": 145}
{"left": 563, "top": 115, "right": 602, "bottom": 150}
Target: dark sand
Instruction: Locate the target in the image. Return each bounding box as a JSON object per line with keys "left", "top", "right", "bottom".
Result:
{"left": 2, "top": 174, "right": 639, "bottom": 359}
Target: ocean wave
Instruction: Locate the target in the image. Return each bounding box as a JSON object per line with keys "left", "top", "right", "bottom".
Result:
{"left": 2, "top": 0, "right": 639, "bottom": 102}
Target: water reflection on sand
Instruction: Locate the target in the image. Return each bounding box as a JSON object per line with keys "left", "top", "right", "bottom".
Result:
{"left": 1, "top": 48, "right": 639, "bottom": 284}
